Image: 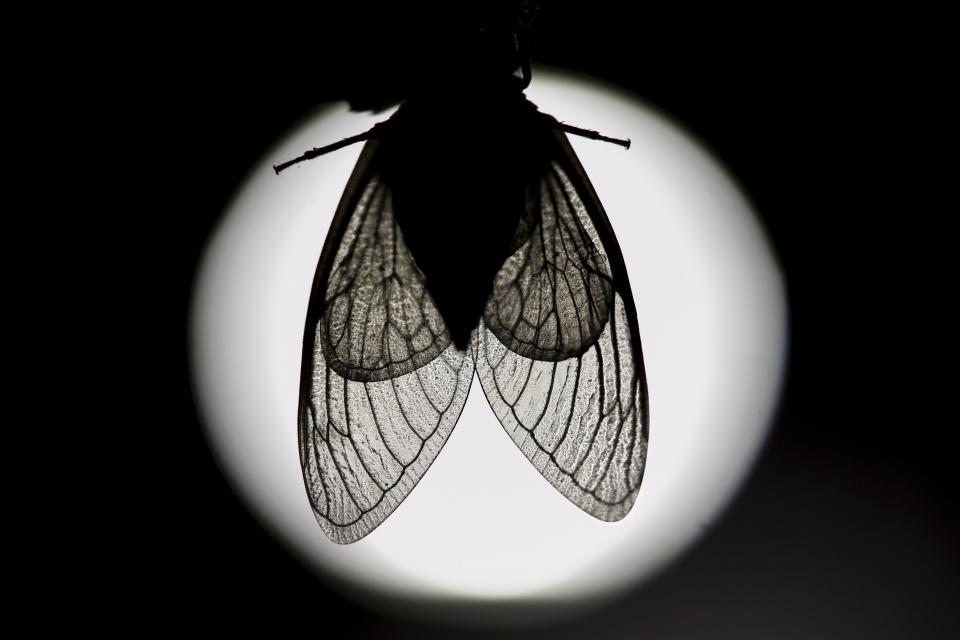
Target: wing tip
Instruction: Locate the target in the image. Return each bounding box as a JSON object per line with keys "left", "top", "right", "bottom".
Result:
{"left": 578, "top": 486, "right": 642, "bottom": 523}
{"left": 316, "top": 514, "right": 374, "bottom": 545}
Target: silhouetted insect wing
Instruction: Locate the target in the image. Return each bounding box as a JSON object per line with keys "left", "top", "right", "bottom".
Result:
{"left": 279, "top": 68, "right": 647, "bottom": 544}
{"left": 474, "top": 119, "right": 649, "bottom": 524}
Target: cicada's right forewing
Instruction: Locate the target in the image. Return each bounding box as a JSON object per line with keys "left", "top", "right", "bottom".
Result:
{"left": 474, "top": 125, "right": 649, "bottom": 522}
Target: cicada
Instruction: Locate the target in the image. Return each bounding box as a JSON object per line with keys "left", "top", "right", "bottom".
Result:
{"left": 276, "top": 21, "right": 648, "bottom": 543}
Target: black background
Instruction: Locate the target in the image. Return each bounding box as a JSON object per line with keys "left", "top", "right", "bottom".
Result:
{"left": 90, "top": 3, "right": 955, "bottom": 637}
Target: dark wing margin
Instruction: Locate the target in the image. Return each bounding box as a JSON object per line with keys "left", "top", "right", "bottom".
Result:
{"left": 298, "top": 140, "right": 474, "bottom": 544}
{"left": 474, "top": 129, "right": 649, "bottom": 521}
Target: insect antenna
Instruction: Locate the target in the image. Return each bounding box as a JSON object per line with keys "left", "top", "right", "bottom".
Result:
{"left": 273, "top": 121, "right": 388, "bottom": 174}
{"left": 554, "top": 121, "right": 631, "bottom": 149}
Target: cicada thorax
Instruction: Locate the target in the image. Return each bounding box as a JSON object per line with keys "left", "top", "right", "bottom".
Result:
{"left": 376, "top": 92, "right": 553, "bottom": 350}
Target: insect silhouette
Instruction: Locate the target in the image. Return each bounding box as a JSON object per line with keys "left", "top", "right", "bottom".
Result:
{"left": 275, "top": 16, "right": 649, "bottom": 544}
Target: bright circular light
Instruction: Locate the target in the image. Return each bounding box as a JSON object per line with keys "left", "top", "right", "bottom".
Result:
{"left": 190, "top": 69, "right": 787, "bottom": 621}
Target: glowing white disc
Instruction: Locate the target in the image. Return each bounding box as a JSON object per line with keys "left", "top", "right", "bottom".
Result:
{"left": 190, "top": 69, "right": 787, "bottom": 619}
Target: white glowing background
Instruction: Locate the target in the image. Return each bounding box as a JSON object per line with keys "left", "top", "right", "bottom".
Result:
{"left": 191, "top": 70, "right": 787, "bottom": 607}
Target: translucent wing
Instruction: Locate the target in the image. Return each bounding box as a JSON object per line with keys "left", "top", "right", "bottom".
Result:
{"left": 298, "top": 140, "right": 474, "bottom": 544}
{"left": 475, "top": 129, "right": 649, "bottom": 521}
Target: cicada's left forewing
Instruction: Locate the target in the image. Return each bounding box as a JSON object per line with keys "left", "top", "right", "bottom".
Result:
{"left": 475, "top": 129, "right": 649, "bottom": 521}
{"left": 299, "top": 140, "right": 474, "bottom": 544}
